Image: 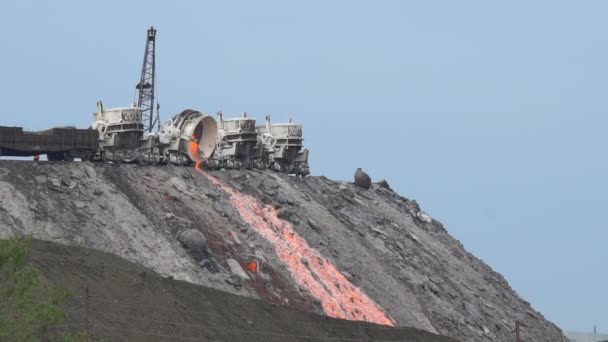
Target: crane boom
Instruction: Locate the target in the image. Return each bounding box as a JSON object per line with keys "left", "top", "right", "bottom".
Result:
{"left": 136, "top": 26, "right": 159, "bottom": 133}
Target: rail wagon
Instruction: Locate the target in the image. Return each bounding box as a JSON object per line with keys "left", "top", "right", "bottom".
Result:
{"left": 0, "top": 126, "right": 99, "bottom": 161}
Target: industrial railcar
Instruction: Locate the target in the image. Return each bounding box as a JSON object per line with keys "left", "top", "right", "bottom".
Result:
{"left": 0, "top": 126, "right": 99, "bottom": 161}
{"left": 0, "top": 102, "right": 310, "bottom": 176}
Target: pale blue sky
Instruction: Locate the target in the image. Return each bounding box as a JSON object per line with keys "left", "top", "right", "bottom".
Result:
{"left": 1, "top": 0, "right": 606, "bottom": 333}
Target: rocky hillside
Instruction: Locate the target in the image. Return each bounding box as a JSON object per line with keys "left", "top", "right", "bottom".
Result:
{"left": 28, "top": 239, "right": 456, "bottom": 342}
{"left": 0, "top": 160, "right": 567, "bottom": 341}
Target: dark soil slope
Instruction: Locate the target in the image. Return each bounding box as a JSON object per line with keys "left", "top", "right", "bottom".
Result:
{"left": 0, "top": 160, "right": 568, "bottom": 341}
{"left": 28, "top": 239, "right": 457, "bottom": 342}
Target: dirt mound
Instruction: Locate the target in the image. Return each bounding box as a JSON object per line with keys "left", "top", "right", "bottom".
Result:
{"left": 0, "top": 160, "right": 568, "bottom": 341}
{"left": 28, "top": 239, "right": 456, "bottom": 342}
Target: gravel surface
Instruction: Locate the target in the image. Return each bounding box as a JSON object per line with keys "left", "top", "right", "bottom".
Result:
{"left": 0, "top": 160, "right": 568, "bottom": 341}
{"left": 27, "top": 239, "right": 457, "bottom": 342}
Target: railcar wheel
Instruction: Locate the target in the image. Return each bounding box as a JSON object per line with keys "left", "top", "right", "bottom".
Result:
{"left": 285, "top": 164, "right": 295, "bottom": 174}
{"left": 137, "top": 154, "right": 148, "bottom": 166}
{"left": 47, "top": 152, "right": 64, "bottom": 162}
{"left": 240, "top": 156, "right": 252, "bottom": 170}
{"left": 78, "top": 151, "right": 92, "bottom": 162}
{"left": 252, "top": 158, "right": 267, "bottom": 170}
{"left": 138, "top": 153, "right": 159, "bottom": 166}
{"left": 120, "top": 150, "right": 140, "bottom": 163}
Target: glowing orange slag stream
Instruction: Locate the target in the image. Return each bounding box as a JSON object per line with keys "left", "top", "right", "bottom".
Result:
{"left": 189, "top": 135, "right": 200, "bottom": 162}
{"left": 195, "top": 163, "right": 395, "bottom": 326}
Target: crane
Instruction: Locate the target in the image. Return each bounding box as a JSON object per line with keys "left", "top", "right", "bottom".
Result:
{"left": 136, "top": 26, "right": 159, "bottom": 133}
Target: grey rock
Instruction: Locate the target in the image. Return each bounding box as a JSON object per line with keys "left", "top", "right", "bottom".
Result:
{"left": 339, "top": 186, "right": 356, "bottom": 200}
{"left": 307, "top": 218, "right": 321, "bottom": 231}
{"left": 277, "top": 209, "right": 300, "bottom": 225}
{"left": 226, "top": 259, "right": 249, "bottom": 280}
{"left": 370, "top": 228, "right": 386, "bottom": 236}
{"left": 178, "top": 229, "right": 207, "bottom": 250}
{"left": 376, "top": 179, "right": 392, "bottom": 191}
{"left": 427, "top": 281, "right": 440, "bottom": 295}
{"left": 341, "top": 271, "right": 354, "bottom": 281}
{"left": 277, "top": 194, "right": 289, "bottom": 204}
{"left": 225, "top": 275, "right": 243, "bottom": 289}
{"left": 206, "top": 191, "right": 221, "bottom": 199}
{"left": 263, "top": 189, "right": 277, "bottom": 197}
{"left": 212, "top": 201, "right": 224, "bottom": 214}
{"left": 263, "top": 178, "right": 280, "bottom": 190}
{"left": 254, "top": 249, "right": 267, "bottom": 262}
{"left": 60, "top": 177, "right": 77, "bottom": 189}
{"left": 168, "top": 177, "right": 188, "bottom": 192}
{"left": 354, "top": 168, "right": 372, "bottom": 189}
{"left": 417, "top": 211, "right": 432, "bottom": 223}
{"left": 482, "top": 325, "right": 490, "bottom": 335}
{"left": 231, "top": 232, "right": 242, "bottom": 245}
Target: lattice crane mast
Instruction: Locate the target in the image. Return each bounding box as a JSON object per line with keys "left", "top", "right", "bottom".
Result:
{"left": 136, "top": 26, "right": 159, "bottom": 133}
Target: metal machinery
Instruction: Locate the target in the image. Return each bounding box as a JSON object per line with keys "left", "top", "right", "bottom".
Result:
{"left": 0, "top": 126, "right": 98, "bottom": 161}
{"left": 152, "top": 109, "right": 218, "bottom": 165}
{"left": 91, "top": 103, "right": 217, "bottom": 166}
{"left": 254, "top": 116, "right": 310, "bottom": 176}
{"left": 136, "top": 26, "right": 160, "bottom": 133}
{"left": 204, "top": 112, "right": 257, "bottom": 170}
{"left": 91, "top": 101, "right": 143, "bottom": 162}
{"left": 0, "top": 25, "right": 312, "bottom": 176}
{"left": 90, "top": 27, "right": 218, "bottom": 167}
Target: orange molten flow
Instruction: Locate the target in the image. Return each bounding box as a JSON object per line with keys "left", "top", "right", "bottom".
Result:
{"left": 195, "top": 164, "right": 395, "bottom": 326}
{"left": 189, "top": 135, "right": 200, "bottom": 162}
{"left": 246, "top": 261, "right": 258, "bottom": 273}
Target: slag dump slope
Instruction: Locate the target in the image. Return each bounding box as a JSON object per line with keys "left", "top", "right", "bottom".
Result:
{"left": 28, "top": 239, "right": 455, "bottom": 342}
{"left": 212, "top": 169, "right": 569, "bottom": 342}
{"left": 0, "top": 161, "right": 567, "bottom": 342}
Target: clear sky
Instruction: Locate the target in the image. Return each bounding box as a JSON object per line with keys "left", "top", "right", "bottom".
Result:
{"left": 0, "top": 0, "right": 606, "bottom": 333}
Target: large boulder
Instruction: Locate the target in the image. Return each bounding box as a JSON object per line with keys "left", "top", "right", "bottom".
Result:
{"left": 178, "top": 229, "right": 207, "bottom": 250}
{"left": 354, "top": 168, "right": 372, "bottom": 189}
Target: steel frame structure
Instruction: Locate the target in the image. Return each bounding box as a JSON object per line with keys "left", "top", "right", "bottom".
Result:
{"left": 136, "top": 26, "right": 159, "bottom": 133}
